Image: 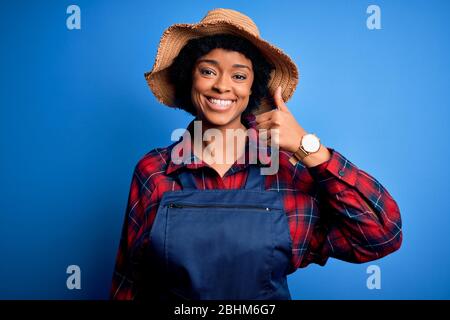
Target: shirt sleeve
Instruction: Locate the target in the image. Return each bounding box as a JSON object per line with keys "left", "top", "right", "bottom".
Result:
{"left": 109, "top": 164, "right": 150, "bottom": 300}
{"left": 298, "top": 148, "right": 403, "bottom": 267}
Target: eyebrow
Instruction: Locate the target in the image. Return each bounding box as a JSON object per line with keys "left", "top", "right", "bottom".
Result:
{"left": 196, "top": 59, "right": 252, "bottom": 71}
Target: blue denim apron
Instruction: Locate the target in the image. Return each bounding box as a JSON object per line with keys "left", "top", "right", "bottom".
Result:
{"left": 147, "top": 165, "right": 293, "bottom": 300}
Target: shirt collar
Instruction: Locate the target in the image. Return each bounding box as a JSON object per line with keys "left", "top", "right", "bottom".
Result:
{"left": 166, "top": 113, "right": 273, "bottom": 176}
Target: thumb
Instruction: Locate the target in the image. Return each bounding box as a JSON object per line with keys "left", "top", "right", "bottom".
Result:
{"left": 274, "top": 86, "right": 289, "bottom": 112}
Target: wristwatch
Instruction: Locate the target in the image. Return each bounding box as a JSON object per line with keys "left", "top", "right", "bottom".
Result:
{"left": 289, "top": 133, "right": 321, "bottom": 165}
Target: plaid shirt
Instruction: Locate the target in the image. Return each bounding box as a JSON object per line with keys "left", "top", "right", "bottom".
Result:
{"left": 110, "top": 114, "right": 402, "bottom": 300}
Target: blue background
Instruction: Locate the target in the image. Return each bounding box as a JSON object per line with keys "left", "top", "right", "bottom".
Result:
{"left": 1, "top": 0, "right": 449, "bottom": 299}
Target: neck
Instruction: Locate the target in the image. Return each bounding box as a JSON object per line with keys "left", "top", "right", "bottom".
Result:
{"left": 192, "top": 117, "right": 248, "bottom": 165}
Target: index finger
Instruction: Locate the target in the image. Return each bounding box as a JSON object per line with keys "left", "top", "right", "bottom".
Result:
{"left": 255, "top": 109, "right": 276, "bottom": 123}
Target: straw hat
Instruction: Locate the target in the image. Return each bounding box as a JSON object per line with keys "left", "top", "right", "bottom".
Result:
{"left": 144, "top": 8, "right": 299, "bottom": 114}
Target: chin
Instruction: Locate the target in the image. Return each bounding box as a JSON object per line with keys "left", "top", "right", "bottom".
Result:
{"left": 201, "top": 112, "right": 235, "bottom": 127}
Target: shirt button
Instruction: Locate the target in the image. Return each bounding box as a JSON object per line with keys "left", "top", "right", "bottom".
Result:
{"left": 338, "top": 170, "right": 345, "bottom": 177}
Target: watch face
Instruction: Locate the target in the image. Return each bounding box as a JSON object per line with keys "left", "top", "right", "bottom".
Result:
{"left": 302, "top": 134, "right": 321, "bottom": 153}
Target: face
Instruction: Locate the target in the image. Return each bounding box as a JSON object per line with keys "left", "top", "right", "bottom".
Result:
{"left": 191, "top": 48, "right": 254, "bottom": 129}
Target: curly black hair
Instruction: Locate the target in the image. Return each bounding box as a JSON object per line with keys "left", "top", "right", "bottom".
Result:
{"left": 168, "top": 33, "right": 275, "bottom": 117}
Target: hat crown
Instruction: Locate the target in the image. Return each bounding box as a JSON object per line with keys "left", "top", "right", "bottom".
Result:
{"left": 200, "top": 8, "right": 260, "bottom": 37}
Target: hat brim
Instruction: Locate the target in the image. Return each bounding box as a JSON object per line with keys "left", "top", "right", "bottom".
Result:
{"left": 145, "top": 20, "right": 299, "bottom": 115}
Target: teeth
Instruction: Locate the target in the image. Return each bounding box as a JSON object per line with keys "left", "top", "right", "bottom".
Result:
{"left": 208, "top": 98, "right": 234, "bottom": 106}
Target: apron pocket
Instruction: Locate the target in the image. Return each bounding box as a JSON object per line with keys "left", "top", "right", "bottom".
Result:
{"left": 165, "top": 206, "right": 275, "bottom": 300}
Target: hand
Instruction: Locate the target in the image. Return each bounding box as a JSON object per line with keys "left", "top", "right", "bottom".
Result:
{"left": 255, "top": 86, "right": 331, "bottom": 167}
{"left": 255, "top": 86, "right": 306, "bottom": 153}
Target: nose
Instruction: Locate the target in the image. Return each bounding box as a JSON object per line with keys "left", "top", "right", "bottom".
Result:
{"left": 212, "top": 74, "right": 231, "bottom": 93}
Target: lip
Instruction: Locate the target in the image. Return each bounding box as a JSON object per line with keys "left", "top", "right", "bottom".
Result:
{"left": 204, "top": 96, "right": 236, "bottom": 112}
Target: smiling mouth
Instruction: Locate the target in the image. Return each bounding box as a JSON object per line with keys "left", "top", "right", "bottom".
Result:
{"left": 205, "top": 96, "right": 237, "bottom": 111}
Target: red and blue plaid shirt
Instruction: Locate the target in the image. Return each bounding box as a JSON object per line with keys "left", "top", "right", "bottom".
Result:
{"left": 110, "top": 114, "right": 402, "bottom": 300}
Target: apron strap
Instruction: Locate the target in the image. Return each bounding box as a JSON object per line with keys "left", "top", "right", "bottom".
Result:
{"left": 177, "top": 170, "right": 198, "bottom": 190}
{"left": 243, "top": 164, "right": 265, "bottom": 191}
{"left": 177, "top": 165, "right": 264, "bottom": 191}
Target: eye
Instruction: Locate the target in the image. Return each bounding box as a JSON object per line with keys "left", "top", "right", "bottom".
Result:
{"left": 233, "top": 74, "right": 247, "bottom": 80}
{"left": 200, "top": 68, "right": 215, "bottom": 76}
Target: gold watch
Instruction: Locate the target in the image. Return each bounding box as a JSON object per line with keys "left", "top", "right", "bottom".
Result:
{"left": 289, "top": 133, "right": 321, "bottom": 165}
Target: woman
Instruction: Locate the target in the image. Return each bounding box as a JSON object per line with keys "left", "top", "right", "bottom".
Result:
{"left": 110, "top": 8, "right": 402, "bottom": 300}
